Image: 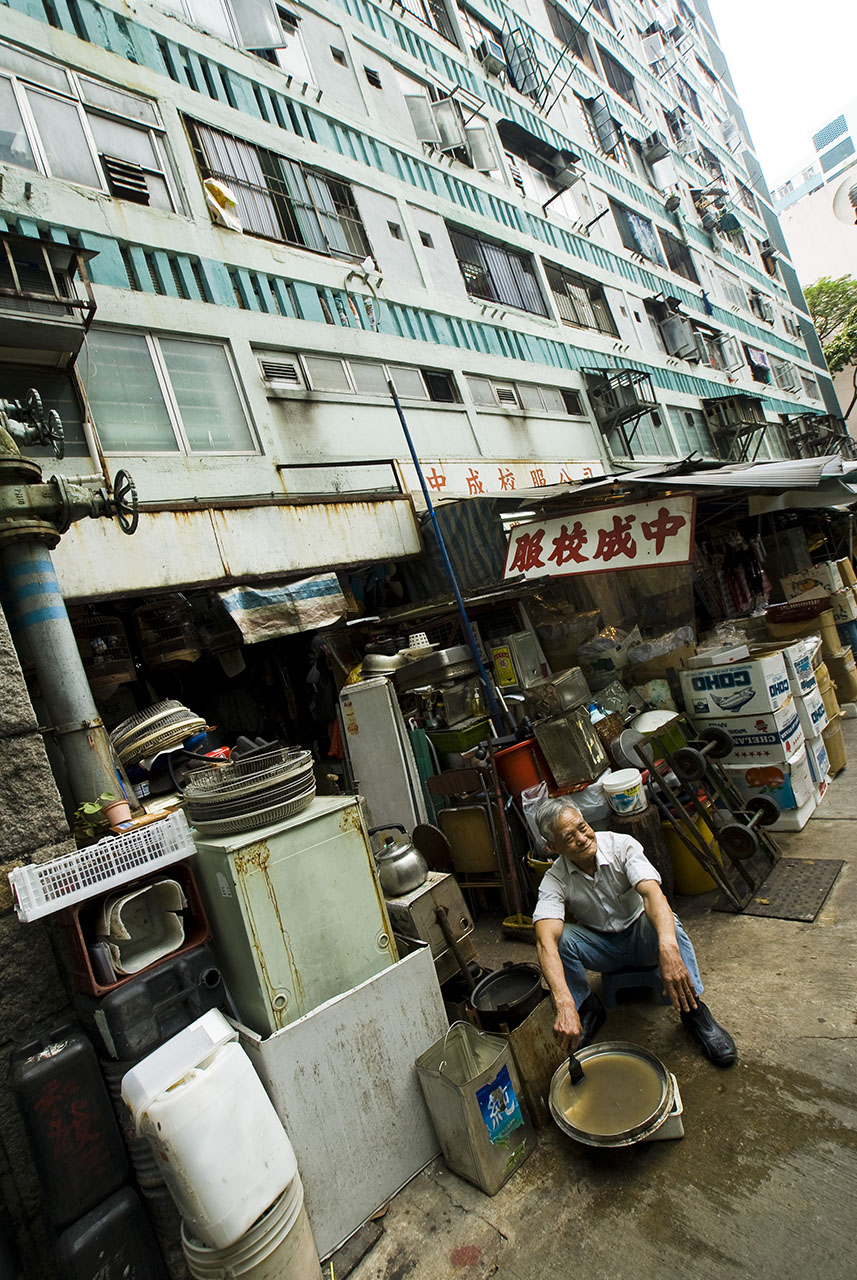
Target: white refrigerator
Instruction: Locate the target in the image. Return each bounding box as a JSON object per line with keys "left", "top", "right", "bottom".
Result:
{"left": 339, "top": 677, "right": 428, "bottom": 832}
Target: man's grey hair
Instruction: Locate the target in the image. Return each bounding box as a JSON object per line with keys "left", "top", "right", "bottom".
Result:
{"left": 535, "top": 795, "right": 583, "bottom": 846}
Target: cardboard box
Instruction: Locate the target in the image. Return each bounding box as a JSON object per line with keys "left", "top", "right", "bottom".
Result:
{"left": 769, "top": 791, "right": 817, "bottom": 832}
{"left": 701, "top": 696, "right": 804, "bottom": 764}
{"left": 679, "top": 650, "right": 790, "bottom": 719}
{"left": 766, "top": 609, "right": 839, "bottom": 656}
{"left": 805, "top": 734, "right": 830, "bottom": 787}
{"left": 795, "top": 685, "right": 828, "bottom": 739}
{"left": 831, "top": 591, "right": 857, "bottom": 624}
{"left": 837, "top": 557, "right": 857, "bottom": 588}
{"left": 827, "top": 648, "right": 857, "bottom": 701}
{"left": 781, "top": 562, "right": 843, "bottom": 599}
{"left": 822, "top": 714, "right": 847, "bottom": 774}
{"left": 780, "top": 640, "right": 818, "bottom": 696}
{"left": 725, "top": 744, "right": 813, "bottom": 812}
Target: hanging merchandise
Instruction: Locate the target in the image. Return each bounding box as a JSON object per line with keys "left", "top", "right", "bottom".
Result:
{"left": 133, "top": 595, "right": 201, "bottom": 667}
{"left": 71, "top": 611, "right": 135, "bottom": 699}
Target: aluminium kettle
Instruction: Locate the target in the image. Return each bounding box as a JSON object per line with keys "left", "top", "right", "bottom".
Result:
{"left": 368, "top": 824, "right": 428, "bottom": 897}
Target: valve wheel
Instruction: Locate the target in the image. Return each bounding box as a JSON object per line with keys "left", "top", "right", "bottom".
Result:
{"left": 24, "top": 387, "right": 43, "bottom": 420}
{"left": 46, "top": 409, "right": 65, "bottom": 460}
{"left": 112, "top": 469, "right": 139, "bottom": 535}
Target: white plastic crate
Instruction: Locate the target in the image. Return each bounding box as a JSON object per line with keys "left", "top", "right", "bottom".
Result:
{"left": 9, "top": 810, "right": 195, "bottom": 923}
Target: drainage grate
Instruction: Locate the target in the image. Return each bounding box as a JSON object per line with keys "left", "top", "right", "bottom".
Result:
{"left": 717, "top": 858, "right": 844, "bottom": 922}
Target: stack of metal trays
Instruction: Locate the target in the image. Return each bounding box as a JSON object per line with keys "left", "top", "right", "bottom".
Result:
{"left": 111, "top": 700, "right": 207, "bottom": 767}
{"left": 183, "top": 747, "right": 316, "bottom": 836}
{"left": 395, "top": 645, "right": 477, "bottom": 692}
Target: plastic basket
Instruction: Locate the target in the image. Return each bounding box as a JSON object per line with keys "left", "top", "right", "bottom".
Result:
{"left": 766, "top": 596, "right": 831, "bottom": 623}
{"left": 9, "top": 811, "right": 195, "bottom": 923}
{"left": 426, "top": 718, "right": 491, "bottom": 754}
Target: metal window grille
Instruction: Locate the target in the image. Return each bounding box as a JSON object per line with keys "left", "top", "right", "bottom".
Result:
{"left": 597, "top": 46, "right": 639, "bottom": 111}
{"left": 658, "top": 229, "right": 699, "bottom": 284}
{"left": 448, "top": 227, "right": 548, "bottom": 316}
{"left": 395, "top": 0, "right": 457, "bottom": 44}
{"left": 544, "top": 263, "right": 617, "bottom": 335}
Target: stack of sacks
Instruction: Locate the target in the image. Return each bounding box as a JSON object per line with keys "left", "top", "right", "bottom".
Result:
{"left": 679, "top": 647, "right": 814, "bottom": 832}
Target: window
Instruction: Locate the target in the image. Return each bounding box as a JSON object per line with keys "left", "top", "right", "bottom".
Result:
{"left": 264, "top": 352, "right": 459, "bottom": 402}
{"left": 83, "top": 329, "right": 255, "bottom": 453}
{"left": 466, "top": 375, "right": 580, "bottom": 412}
{"left": 670, "top": 407, "right": 715, "bottom": 457}
{"left": 658, "top": 228, "right": 699, "bottom": 284}
{"left": 545, "top": 3, "right": 597, "bottom": 71}
{"left": 718, "top": 271, "right": 747, "bottom": 311}
{"left": 330, "top": 47, "right": 347, "bottom": 65}
{"left": 396, "top": 0, "right": 457, "bottom": 44}
{"left": 0, "top": 362, "right": 88, "bottom": 457}
{"left": 590, "top": 0, "right": 614, "bottom": 26}
{"left": 448, "top": 228, "right": 547, "bottom": 315}
{"left": 0, "top": 43, "right": 176, "bottom": 209}
{"left": 597, "top": 46, "right": 638, "bottom": 111}
{"left": 737, "top": 183, "right": 758, "bottom": 216}
{"left": 187, "top": 120, "right": 372, "bottom": 259}
{"left": 674, "top": 75, "right": 701, "bottom": 119}
{"left": 388, "top": 221, "right": 403, "bottom": 239}
{"left": 579, "top": 94, "right": 624, "bottom": 161}
{"left": 543, "top": 262, "right": 617, "bottom": 334}
{"left": 609, "top": 200, "right": 666, "bottom": 265}
{"left": 253, "top": 6, "right": 315, "bottom": 83}
{"left": 364, "top": 67, "right": 382, "bottom": 88}
{"left": 419, "top": 231, "right": 434, "bottom": 248}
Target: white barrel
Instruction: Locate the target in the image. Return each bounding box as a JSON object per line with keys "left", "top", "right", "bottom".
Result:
{"left": 129, "top": 1033, "right": 298, "bottom": 1249}
{"left": 182, "top": 1178, "right": 323, "bottom": 1280}
{"left": 603, "top": 768, "right": 646, "bottom": 815}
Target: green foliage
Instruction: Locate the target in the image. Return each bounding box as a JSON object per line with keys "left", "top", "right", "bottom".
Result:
{"left": 805, "top": 275, "right": 857, "bottom": 343}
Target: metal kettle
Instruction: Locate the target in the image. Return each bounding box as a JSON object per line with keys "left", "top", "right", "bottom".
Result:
{"left": 368, "top": 825, "right": 428, "bottom": 897}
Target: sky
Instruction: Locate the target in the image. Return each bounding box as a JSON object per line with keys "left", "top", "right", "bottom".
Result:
{"left": 707, "top": 0, "right": 856, "bottom": 188}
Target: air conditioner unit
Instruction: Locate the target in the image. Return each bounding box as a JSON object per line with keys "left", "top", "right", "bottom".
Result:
{"left": 475, "top": 38, "right": 506, "bottom": 76}
{"left": 552, "top": 160, "right": 582, "bottom": 188}
{"left": 644, "top": 131, "right": 671, "bottom": 162}
{"left": 660, "top": 314, "right": 697, "bottom": 359}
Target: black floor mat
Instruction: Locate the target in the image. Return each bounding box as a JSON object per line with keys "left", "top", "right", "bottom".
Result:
{"left": 715, "top": 858, "right": 844, "bottom": 921}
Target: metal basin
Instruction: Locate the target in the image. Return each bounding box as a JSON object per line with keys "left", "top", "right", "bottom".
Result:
{"left": 549, "top": 1041, "right": 675, "bottom": 1147}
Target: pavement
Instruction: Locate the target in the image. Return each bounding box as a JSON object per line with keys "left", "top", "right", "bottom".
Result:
{"left": 343, "top": 717, "right": 857, "bottom": 1280}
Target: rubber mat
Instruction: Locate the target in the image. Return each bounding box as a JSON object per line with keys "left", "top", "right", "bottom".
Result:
{"left": 715, "top": 858, "right": 844, "bottom": 921}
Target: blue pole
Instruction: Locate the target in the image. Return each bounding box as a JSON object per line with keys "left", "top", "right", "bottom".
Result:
{"left": 387, "top": 379, "right": 510, "bottom": 736}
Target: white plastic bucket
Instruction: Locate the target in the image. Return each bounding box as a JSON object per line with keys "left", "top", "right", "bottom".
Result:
{"left": 603, "top": 768, "right": 646, "bottom": 815}
{"left": 122, "top": 1013, "right": 298, "bottom": 1250}
{"left": 182, "top": 1179, "right": 323, "bottom": 1280}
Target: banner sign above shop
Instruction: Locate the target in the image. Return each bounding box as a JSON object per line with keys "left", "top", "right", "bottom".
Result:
{"left": 399, "top": 458, "right": 605, "bottom": 500}
{"left": 503, "top": 495, "right": 696, "bottom": 581}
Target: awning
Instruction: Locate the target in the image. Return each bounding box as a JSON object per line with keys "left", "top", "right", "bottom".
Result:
{"left": 218, "top": 575, "right": 346, "bottom": 643}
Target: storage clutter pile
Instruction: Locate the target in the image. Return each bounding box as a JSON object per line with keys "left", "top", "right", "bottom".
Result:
{"left": 6, "top": 800, "right": 327, "bottom": 1278}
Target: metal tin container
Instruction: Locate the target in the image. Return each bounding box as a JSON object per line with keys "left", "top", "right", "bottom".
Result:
{"left": 521, "top": 668, "right": 591, "bottom": 720}
{"left": 534, "top": 708, "right": 608, "bottom": 788}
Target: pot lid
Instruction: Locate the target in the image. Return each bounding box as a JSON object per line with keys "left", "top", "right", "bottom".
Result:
{"left": 377, "top": 834, "right": 414, "bottom": 861}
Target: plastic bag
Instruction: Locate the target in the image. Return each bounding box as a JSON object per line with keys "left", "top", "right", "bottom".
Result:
{"left": 626, "top": 625, "right": 694, "bottom": 666}
{"left": 521, "top": 783, "right": 550, "bottom": 856}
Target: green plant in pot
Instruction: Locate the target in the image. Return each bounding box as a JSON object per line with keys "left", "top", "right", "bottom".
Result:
{"left": 73, "top": 792, "right": 131, "bottom": 844}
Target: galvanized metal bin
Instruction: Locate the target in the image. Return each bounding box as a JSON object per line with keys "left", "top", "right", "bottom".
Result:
{"left": 415, "top": 1023, "right": 535, "bottom": 1196}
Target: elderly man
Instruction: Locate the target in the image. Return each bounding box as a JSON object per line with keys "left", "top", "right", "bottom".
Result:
{"left": 533, "top": 795, "right": 736, "bottom": 1067}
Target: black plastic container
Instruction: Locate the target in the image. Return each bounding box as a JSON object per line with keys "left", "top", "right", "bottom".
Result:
{"left": 54, "top": 1188, "right": 167, "bottom": 1280}
{"left": 470, "top": 963, "right": 546, "bottom": 1031}
{"left": 10, "top": 1022, "right": 129, "bottom": 1228}
{"left": 74, "top": 943, "right": 228, "bottom": 1059}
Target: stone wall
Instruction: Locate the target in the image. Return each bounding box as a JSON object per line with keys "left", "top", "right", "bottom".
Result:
{"left": 0, "top": 604, "right": 76, "bottom": 1277}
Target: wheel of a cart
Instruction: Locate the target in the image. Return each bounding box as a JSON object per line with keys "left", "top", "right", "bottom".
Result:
{"left": 698, "top": 725, "right": 734, "bottom": 758}
{"left": 717, "top": 823, "right": 760, "bottom": 860}
{"left": 672, "top": 746, "right": 707, "bottom": 782}
{"left": 744, "top": 795, "right": 780, "bottom": 827}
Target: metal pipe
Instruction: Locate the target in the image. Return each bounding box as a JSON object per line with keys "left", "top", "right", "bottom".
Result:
{"left": 0, "top": 543, "right": 120, "bottom": 807}
{"left": 386, "top": 378, "right": 510, "bottom": 736}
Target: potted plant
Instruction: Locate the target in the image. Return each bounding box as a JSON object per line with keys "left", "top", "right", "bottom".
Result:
{"left": 73, "top": 792, "right": 131, "bottom": 844}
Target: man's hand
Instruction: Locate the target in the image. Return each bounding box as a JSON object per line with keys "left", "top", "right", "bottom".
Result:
{"left": 553, "top": 998, "right": 583, "bottom": 1053}
{"left": 659, "top": 938, "right": 697, "bottom": 1013}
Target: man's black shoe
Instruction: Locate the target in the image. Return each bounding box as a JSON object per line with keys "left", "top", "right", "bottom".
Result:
{"left": 681, "top": 1001, "right": 737, "bottom": 1066}
{"left": 577, "top": 993, "right": 607, "bottom": 1049}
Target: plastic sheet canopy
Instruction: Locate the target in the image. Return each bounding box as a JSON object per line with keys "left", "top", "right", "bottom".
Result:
{"left": 217, "top": 575, "right": 346, "bottom": 644}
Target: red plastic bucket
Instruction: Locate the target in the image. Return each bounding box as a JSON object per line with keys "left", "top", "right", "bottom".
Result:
{"left": 494, "top": 740, "right": 550, "bottom": 796}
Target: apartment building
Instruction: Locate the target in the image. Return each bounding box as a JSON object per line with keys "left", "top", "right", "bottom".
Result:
{"left": 0, "top": 0, "right": 844, "bottom": 607}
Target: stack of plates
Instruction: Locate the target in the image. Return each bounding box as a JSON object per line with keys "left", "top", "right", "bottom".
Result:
{"left": 183, "top": 748, "right": 316, "bottom": 836}
{"left": 111, "top": 700, "right": 207, "bottom": 767}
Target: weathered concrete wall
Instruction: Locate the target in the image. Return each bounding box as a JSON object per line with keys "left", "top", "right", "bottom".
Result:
{"left": 0, "top": 604, "right": 75, "bottom": 1278}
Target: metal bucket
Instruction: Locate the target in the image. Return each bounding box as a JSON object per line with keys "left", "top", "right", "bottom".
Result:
{"left": 470, "top": 964, "right": 544, "bottom": 1032}
{"left": 549, "top": 1041, "right": 675, "bottom": 1148}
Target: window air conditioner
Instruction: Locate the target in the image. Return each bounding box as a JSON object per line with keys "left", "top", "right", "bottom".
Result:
{"left": 475, "top": 38, "right": 506, "bottom": 76}
{"left": 660, "top": 314, "right": 697, "bottom": 359}
{"left": 643, "top": 131, "right": 671, "bottom": 162}
{"left": 552, "top": 160, "right": 582, "bottom": 188}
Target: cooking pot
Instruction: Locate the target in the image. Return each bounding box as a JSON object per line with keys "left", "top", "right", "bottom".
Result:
{"left": 549, "top": 1041, "right": 675, "bottom": 1147}
{"left": 369, "top": 825, "right": 428, "bottom": 897}
{"left": 470, "top": 962, "right": 545, "bottom": 1031}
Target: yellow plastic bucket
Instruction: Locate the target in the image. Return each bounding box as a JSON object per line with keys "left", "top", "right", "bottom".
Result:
{"left": 661, "top": 810, "right": 722, "bottom": 895}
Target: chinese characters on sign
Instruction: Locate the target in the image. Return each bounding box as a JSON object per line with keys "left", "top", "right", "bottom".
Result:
{"left": 400, "top": 458, "right": 605, "bottom": 500}
{"left": 503, "top": 496, "right": 696, "bottom": 581}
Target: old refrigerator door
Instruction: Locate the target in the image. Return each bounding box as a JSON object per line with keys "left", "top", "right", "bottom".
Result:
{"left": 192, "top": 794, "right": 396, "bottom": 1036}
{"left": 339, "top": 678, "right": 427, "bottom": 830}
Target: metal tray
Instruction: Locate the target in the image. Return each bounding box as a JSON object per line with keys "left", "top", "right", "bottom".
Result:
{"left": 395, "top": 645, "right": 477, "bottom": 691}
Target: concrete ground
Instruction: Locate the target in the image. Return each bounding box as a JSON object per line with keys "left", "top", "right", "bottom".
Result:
{"left": 345, "top": 719, "right": 857, "bottom": 1280}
